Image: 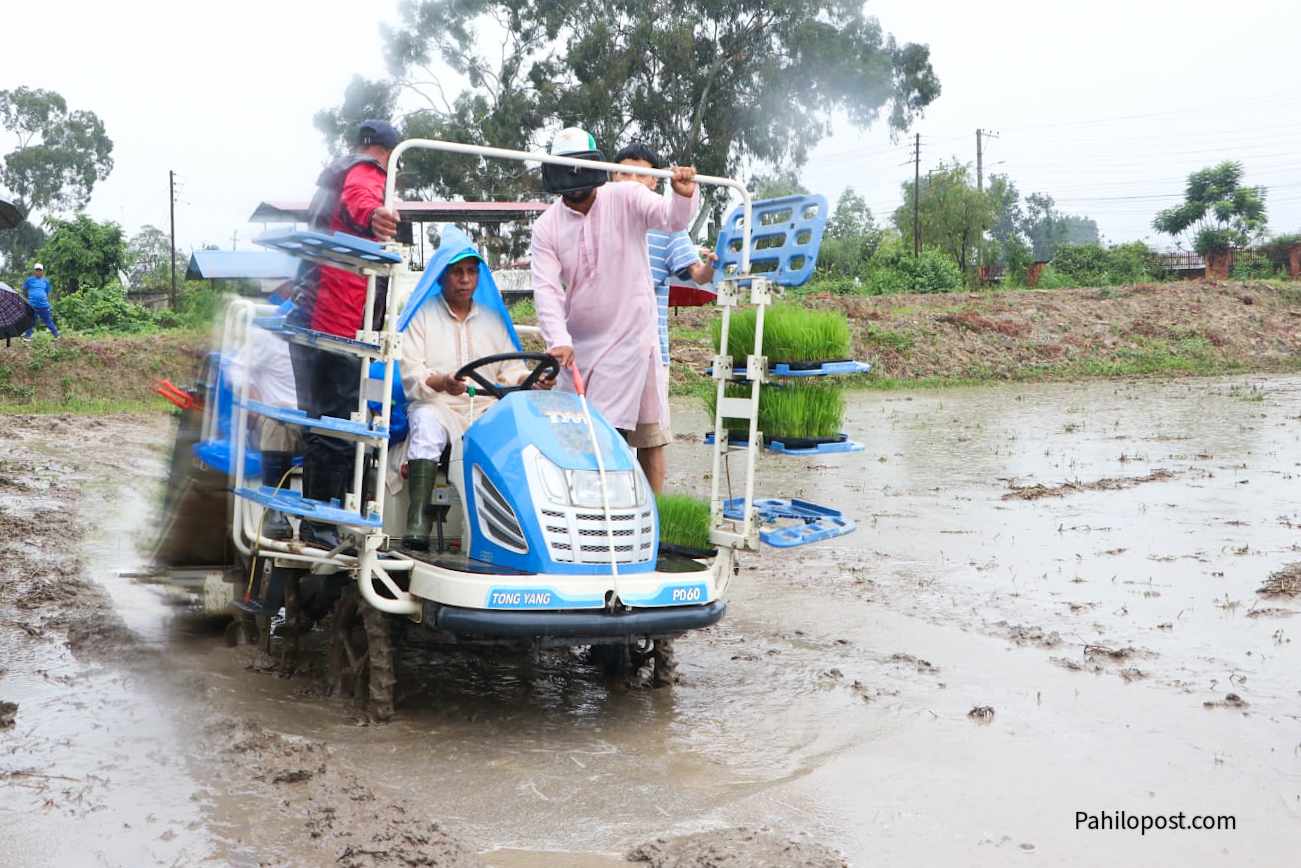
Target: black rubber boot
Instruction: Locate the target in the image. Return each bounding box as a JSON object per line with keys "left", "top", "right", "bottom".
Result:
{"left": 300, "top": 460, "right": 346, "bottom": 550}
{"left": 402, "top": 459, "right": 436, "bottom": 550}
{"left": 259, "top": 451, "right": 296, "bottom": 541}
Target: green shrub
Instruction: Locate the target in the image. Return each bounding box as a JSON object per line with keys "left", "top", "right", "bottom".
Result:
{"left": 863, "top": 242, "right": 963, "bottom": 294}
{"left": 51, "top": 281, "right": 158, "bottom": 333}
{"left": 800, "top": 275, "right": 861, "bottom": 295}
{"left": 712, "top": 302, "right": 851, "bottom": 365}
{"left": 1046, "top": 242, "right": 1159, "bottom": 287}
{"left": 1034, "top": 265, "right": 1073, "bottom": 289}
{"left": 656, "top": 494, "right": 712, "bottom": 550}
{"left": 706, "top": 381, "right": 845, "bottom": 441}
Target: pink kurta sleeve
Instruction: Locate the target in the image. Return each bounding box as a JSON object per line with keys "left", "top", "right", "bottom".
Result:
{"left": 530, "top": 216, "right": 572, "bottom": 350}
{"left": 624, "top": 182, "right": 700, "bottom": 234}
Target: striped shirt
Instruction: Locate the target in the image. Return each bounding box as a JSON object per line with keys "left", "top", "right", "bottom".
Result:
{"left": 646, "top": 229, "right": 701, "bottom": 365}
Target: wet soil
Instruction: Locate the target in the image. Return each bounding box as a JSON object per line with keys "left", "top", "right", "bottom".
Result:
{"left": 5, "top": 374, "right": 1301, "bottom": 865}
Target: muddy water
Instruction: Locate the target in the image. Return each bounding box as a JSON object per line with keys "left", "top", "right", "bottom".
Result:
{"left": 3, "top": 376, "right": 1301, "bottom": 866}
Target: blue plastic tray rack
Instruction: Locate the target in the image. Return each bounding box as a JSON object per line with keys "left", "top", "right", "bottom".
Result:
{"left": 704, "top": 431, "right": 865, "bottom": 455}
{"left": 236, "top": 399, "right": 388, "bottom": 443}
{"left": 705, "top": 359, "right": 872, "bottom": 380}
{"left": 722, "top": 497, "right": 857, "bottom": 548}
{"left": 233, "top": 486, "right": 382, "bottom": 528}
{"left": 255, "top": 230, "right": 401, "bottom": 275}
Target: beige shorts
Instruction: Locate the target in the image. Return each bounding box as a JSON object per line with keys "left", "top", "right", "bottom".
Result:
{"left": 625, "top": 421, "right": 671, "bottom": 449}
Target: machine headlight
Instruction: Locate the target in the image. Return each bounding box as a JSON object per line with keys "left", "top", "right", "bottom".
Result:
{"left": 569, "top": 469, "right": 637, "bottom": 509}
{"left": 534, "top": 454, "right": 642, "bottom": 510}
{"left": 535, "top": 454, "right": 570, "bottom": 504}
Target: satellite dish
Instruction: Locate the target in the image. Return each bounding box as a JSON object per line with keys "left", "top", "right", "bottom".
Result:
{"left": 0, "top": 198, "right": 22, "bottom": 231}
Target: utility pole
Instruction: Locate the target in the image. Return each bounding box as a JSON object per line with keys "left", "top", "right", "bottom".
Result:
{"left": 168, "top": 169, "right": 177, "bottom": 310}
{"left": 976, "top": 128, "right": 999, "bottom": 192}
{"left": 913, "top": 133, "right": 921, "bottom": 258}
{"left": 231, "top": 230, "right": 238, "bottom": 251}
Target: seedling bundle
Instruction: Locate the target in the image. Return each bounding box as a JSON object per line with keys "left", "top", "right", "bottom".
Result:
{"left": 705, "top": 302, "right": 865, "bottom": 451}
{"left": 655, "top": 493, "right": 712, "bottom": 551}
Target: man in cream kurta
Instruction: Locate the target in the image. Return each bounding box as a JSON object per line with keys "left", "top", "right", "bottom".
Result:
{"left": 399, "top": 252, "right": 541, "bottom": 548}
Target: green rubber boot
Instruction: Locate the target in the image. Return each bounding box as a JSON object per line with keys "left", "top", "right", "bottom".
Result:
{"left": 402, "top": 459, "right": 436, "bottom": 550}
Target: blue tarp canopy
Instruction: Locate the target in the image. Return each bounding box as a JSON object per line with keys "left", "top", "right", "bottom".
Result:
{"left": 186, "top": 250, "right": 300, "bottom": 280}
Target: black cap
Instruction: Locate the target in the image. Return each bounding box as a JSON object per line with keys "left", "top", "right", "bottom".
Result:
{"left": 614, "top": 141, "right": 663, "bottom": 169}
{"left": 357, "top": 119, "right": 399, "bottom": 150}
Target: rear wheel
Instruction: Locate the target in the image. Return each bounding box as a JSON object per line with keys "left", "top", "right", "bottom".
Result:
{"left": 327, "top": 586, "right": 395, "bottom": 721}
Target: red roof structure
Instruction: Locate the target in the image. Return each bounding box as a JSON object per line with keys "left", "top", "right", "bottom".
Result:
{"left": 249, "top": 200, "right": 548, "bottom": 224}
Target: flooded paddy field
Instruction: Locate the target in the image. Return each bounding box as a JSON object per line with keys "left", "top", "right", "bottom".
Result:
{"left": 2, "top": 375, "right": 1300, "bottom": 866}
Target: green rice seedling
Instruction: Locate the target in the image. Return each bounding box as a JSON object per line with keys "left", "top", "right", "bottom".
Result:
{"left": 656, "top": 493, "right": 712, "bottom": 550}
{"left": 710, "top": 302, "right": 851, "bottom": 366}
{"left": 704, "top": 382, "right": 845, "bottom": 441}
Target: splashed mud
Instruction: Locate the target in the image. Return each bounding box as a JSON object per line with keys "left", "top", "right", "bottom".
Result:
{"left": 5, "top": 375, "right": 1301, "bottom": 865}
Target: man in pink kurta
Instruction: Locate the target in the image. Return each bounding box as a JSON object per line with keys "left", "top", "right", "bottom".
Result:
{"left": 531, "top": 157, "right": 700, "bottom": 433}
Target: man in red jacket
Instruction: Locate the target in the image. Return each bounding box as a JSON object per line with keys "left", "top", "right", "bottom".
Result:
{"left": 296, "top": 119, "right": 401, "bottom": 547}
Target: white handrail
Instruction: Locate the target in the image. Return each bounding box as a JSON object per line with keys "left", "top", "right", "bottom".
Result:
{"left": 382, "top": 138, "right": 753, "bottom": 273}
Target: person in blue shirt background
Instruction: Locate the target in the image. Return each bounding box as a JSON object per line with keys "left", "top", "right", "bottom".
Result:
{"left": 612, "top": 143, "right": 716, "bottom": 493}
{"left": 23, "top": 262, "right": 59, "bottom": 339}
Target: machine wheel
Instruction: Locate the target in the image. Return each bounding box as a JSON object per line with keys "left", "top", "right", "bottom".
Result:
{"left": 651, "top": 638, "right": 678, "bottom": 687}
{"left": 589, "top": 642, "right": 634, "bottom": 678}
{"left": 327, "top": 586, "right": 396, "bottom": 722}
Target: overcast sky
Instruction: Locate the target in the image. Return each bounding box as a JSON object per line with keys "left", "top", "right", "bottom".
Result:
{"left": 3, "top": 0, "right": 1299, "bottom": 254}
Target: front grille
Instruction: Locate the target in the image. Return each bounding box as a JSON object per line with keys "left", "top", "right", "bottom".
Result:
{"left": 473, "top": 467, "right": 527, "bottom": 553}
{"left": 535, "top": 503, "right": 656, "bottom": 565}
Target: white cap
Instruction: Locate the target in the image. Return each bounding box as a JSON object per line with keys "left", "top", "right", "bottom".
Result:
{"left": 33, "top": 262, "right": 44, "bottom": 270}
{"left": 549, "top": 127, "right": 597, "bottom": 156}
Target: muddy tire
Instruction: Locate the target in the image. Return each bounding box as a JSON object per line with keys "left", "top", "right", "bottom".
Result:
{"left": 328, "top": 586, "right": 396, "bottom": 722}
{"left": 589, "top": 643, "right": 633, "bottom": 678}
{"left": 651, "top": 638, "right": 677, "bottom": 687}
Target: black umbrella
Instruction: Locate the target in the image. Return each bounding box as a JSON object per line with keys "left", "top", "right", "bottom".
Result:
{"left": 0, "top": 197, "right": 21, "bottom": 231}
{"left": 0, "top": 286, "right": 35, "bottom": 345}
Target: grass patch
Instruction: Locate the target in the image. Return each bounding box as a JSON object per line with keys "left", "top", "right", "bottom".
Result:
{"left": 656, "top": 493, "right": 712, "bottom": 550}
{"left": 671, "top": 325, "right": 711, "bottom": 342}
{"left": 0, "top": 396, "right": 173, "bottom": 415}
{"left": 712, "top": 303, "right": 851, "bottom": 365}
{"left": 866, "top": 327, "right": 915, "bottom": 352}
{"left": 508, "top": 298, "right": 536, "bottom": 323}
{"left": 705, "top": 382, "right": 845, "bottom": 440}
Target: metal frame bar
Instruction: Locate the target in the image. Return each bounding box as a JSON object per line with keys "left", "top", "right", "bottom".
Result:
{"left": 383, "top": 139, "right": 762, "bottom": 553}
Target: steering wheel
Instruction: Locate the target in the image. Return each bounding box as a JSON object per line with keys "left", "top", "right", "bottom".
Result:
{"left": 453, "top": 352, "right": 561, "bottom": 400}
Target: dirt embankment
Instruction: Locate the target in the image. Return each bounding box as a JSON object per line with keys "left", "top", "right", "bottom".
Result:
{"left": 659, "top": 279, "right": 1301, "bottom": 392}
{"left": 4, "top": 279, "right": 1299, "bottom": 411}
{"left": 0, "top": 332, "right": 207, "bottom": 409}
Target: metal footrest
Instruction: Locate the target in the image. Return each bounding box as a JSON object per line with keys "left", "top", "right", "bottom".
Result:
{"left": 236, "top": 399, "right": 387, "bottom": 443}
{"left": 234, "top": 486, "right": 382, "bottom": 528}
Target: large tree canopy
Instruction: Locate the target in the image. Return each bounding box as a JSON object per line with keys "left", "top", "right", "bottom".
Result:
{"left": 0, "top": 87, "right": 114, "bottom": 271}
{"left": 325, "top": 0, "right": 938, "bottom": 208}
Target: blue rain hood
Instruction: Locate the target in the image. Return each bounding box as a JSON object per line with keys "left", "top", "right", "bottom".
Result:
{"left": 396, "top": 226, "right": 522, "bottom": 350}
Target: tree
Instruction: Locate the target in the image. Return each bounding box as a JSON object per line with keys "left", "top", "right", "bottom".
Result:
{"left": 1153, "top": 161, "right": 1267, "bottom": 256}
{"left": 751, "top": 170, "right": 809, "bottom": 200}
{"left": 1021, "top": 193, "right": 1098, "bottom": 260}
{"left": 126, "top": 224, "right": 184, "bottom": 288}
{"left": 35, "top": 215, "right": 126, "bottom": 295}
{"left": 366, "top": 0, "right": 938, "bottom": 204}
{"left": 0, "top": 87, "right": 113, "bottom": 270}
{"left": 892, "top": 161, "right": 994, "bottom": 273}
{"left": 827, "top": 187, "right": 874, "bottom": 240}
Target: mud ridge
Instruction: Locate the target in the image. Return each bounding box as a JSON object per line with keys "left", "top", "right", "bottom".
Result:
{"left": 1002, "top": 469, "right": 1175, "bottom": 501}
